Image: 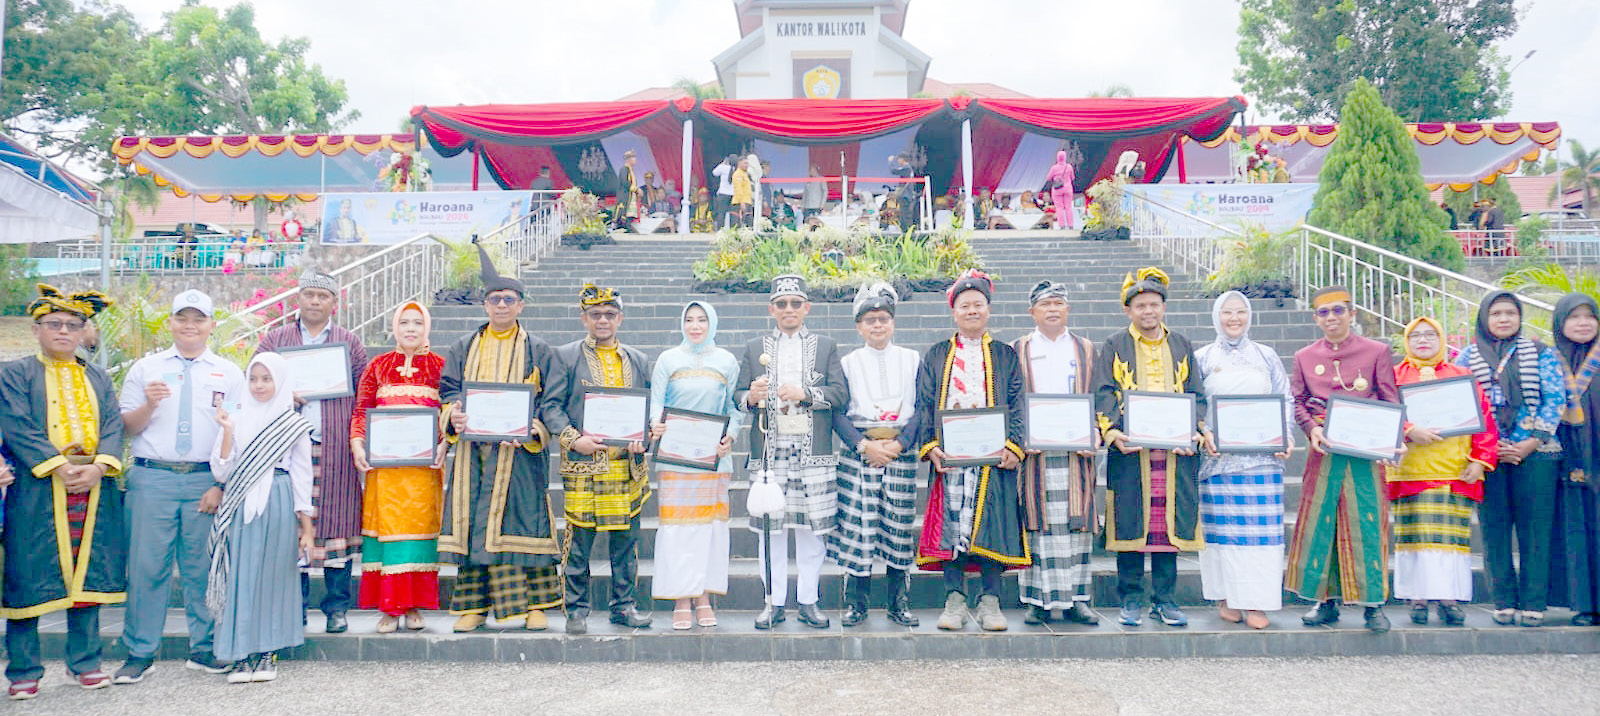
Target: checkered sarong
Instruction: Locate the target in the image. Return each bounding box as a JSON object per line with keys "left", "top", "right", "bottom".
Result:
{"left": 748, "top": 435, "right": 837, "bottom": 534}
{"left": 309, "top": 441, "right": 358, "bottom": 564}
{"left": 450, "top": 564, "right": 562, "bottom": 618}
{"left": 1201, "top": 469, "right": 1285, "bottom": 547}
{"left": 1394, "top": 486, "right": 1473, "bottom": 554}
{"left": 1020, "top": 455, "right": 1093, "bottom": 607}
{"left": 828, "top": 447, "right": 918, "bottom": 575}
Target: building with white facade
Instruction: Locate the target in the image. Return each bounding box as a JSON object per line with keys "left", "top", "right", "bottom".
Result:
{"left": 712, "top": 0, "right": 931, "bottom": 99}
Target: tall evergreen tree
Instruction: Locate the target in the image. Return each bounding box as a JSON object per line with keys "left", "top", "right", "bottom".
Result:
{"left": 1308, "top": 79, "right": 1463, "bottom": 270}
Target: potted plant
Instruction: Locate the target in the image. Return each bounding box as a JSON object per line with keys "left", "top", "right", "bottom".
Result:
{"left": 1083, "top": 177, "right": 1132, "bottom": 241}
{"left": 559, "top": 188, "right": 614, "bottom": 249}
{"left": 1204, "top": 224, "right": 1298, "bottom": 303}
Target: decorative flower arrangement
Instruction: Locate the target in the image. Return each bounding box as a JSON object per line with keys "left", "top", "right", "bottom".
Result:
{"left": 1236, "top": 141, "right": 1290, "bottom": 183}
{"left": 380, "top": 151, "right": 433, "bottom": 192}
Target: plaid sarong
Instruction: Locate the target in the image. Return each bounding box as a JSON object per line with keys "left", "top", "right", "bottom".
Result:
{"left": 1020, "top": 456, "right": 1092, "bottom": 607}
{"left": 563, "top": 456, "right": 650, "bottom": 531}
{"left": 1140, "top": 451, "right": 1177, "bottom": 553}
{"left": 450, "top": 564, "right": 562, "bottom": 618}
{"left": 1201, "top": 469, "right": 1285, "bottom": 547}
{"left": 749, "top": 435, "right": 837, "bottom": 534}
{"left": 828, "top": 447, "right": 918, "bottom": 575}
{"left": 309, "top": 441, "right": 359, "bottom": 564}
{"left": 1394, "top": 486, "right": 1474, "bottom": 553}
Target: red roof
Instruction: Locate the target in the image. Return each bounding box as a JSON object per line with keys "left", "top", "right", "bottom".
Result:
{"left": 918, "top": 79, "right": 1031, "bottom": 99}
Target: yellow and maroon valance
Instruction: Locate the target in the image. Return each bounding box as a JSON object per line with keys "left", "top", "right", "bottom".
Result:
{"left": 112, "top": 133, "right": 423, "bottom": 203}
{"left": 1190, "top": 122, "right": 1562, "bottom": 150}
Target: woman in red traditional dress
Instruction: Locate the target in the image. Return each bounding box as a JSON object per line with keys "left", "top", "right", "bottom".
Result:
{"left": 349, "top": 301, "right": 448, "bottom": 633}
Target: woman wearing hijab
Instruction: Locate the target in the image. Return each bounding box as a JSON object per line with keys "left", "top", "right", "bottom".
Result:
{"left": 1549, "top": 293, "right": 1600, "bottom": 625}
{"left": 349, "top": 302, "right": 448, "bottom": 633}
{"left": 1391, "top": 317, "right": 1497, "bottom": 626}
{"left": 1044, "top": 150, "right": 1076, "bottom": 230}
{"left": 648, "top": 301, "right": 741, "bottom": 629}
{"left": 1194, "top": 291, "right": 1293, "bottom": 629}
{"left": 1456, "top": 290, "right": 1567, "bottom": 626}
{"left": 207, "top": 353, "right": 313, "bottom": 683}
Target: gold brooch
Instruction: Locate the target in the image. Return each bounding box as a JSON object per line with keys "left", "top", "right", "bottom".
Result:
{"left": 1353, "top": 377, "right": 1369, "bottom": 392}
{"left": 1314, "top": 364, "right": 1326, "bottom": 376}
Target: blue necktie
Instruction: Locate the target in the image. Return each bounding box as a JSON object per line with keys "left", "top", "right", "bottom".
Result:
{"left": 176, "top": 358, "right": 195, "bottom": 456}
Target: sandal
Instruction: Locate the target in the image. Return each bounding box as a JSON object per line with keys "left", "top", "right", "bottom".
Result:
{"left": 672, "top": 607, "right": 694, "bottom": 630}
{"left": 696, "top": 604, "right": 718, "bottom": 628}
{"left": 1244, "top": 611, "right": 1271, "bottom": 630}
{"left": 1217, "top": 606, "right": 1244, "bottom": 624}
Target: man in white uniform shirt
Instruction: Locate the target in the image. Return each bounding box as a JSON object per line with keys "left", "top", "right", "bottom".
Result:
{"left": 829, "top": 283, "right": 921, "bottom": 627}
{"left": 113, "top": 290, "right": 240, "bottom": 683}
{"left": 1012, "top": 280, "right": 1100, "bottom": 626}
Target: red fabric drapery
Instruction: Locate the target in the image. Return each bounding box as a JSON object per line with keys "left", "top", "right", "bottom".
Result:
{"left": 972, "top": 97, "right": 1245, "bottom": 140}
{"left": 412, "top": 101, "right": 677, "bottom": 152}
{"left": 698, "top": 98, "right": 948, "bottom": 142}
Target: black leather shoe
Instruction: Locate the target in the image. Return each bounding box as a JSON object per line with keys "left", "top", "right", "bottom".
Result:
{"left": 1409, "top": 602, "right": 1430, "bottom": 625}
{"left": 566, "top": 610, "right": 589, "bottom": 634}
{"left": 797, "top": 602, "right": 831, "bottom": 629}
{"left": 1302, "top": 601, "right": 1340, "bottom": 626}
{"left": 1024, "top": 605, "right": 1050, "bottom": 625}
{"left": 841, "top": 602, "right": 868, "bottom": 627}
{"left": 1364, "top": 606, "right": 1391, "bottom": 634}
{"left": 754, "top": 604, "right": 786, "bottom": 630}
{"left": 325, "top": 611, "right": 349, "bottom": 634}
{"left": 886, "top": 602, "right": 920, "bottom": 627}
{"left": 608, "top": 606, "right": 652, "bottom": 628}
{"left": 1062, "top": 602, "right": 1100, "bottom": 625}
{"left": 1572, "top": 612, "right": 1599, "bottom": 627}
{"left": 1438, "top": 602, "right": 1466, "bottom": 627}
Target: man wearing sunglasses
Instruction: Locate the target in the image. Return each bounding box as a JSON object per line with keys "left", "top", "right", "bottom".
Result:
{"left": 737, "top": 275, "right": 847, "bottom": 629}
{"left": 543, "top": 283, "right": 653, "bottom": 634}
{"left": 1286, "top": 285, "right": 1402, "bottom": 633}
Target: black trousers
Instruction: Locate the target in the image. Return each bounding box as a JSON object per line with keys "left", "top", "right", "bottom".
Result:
{"left": 564, "top": 515, "right": 641, "bottom": 613}
{"left": 713, "top": 194, "right": 732, "bottom": 228}
{"left": 300, "top": 564, "right": 354, "bottom": 615}
{"left": 1482, "top": 458, "right": 1558, "bottom": 611}
{"left": 6, "top": 606, "right": 101, "bottom": 681}
{"left": 1116, "top": 551, "right": 1177, "bottom": 606}
{"left": 942, "top": 555, "right": 1003, "bottom": 598}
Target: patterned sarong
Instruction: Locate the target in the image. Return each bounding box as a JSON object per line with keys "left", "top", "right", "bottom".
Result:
{"left": 1020, "top": 455, "right": 1093, "bottom": 607}
{"left": 309, "top": 441, "right": 359, "bottom": 564}
{"left": 1201, "top": 469, "right": 1285, "bottom": 547}
{"left": 563, "top": 456, "right": 649, "bottom": 531}
{"left": 657, "top": 470, "right": 730, "bottom": 525}
{"left": 1285, "top": 452, "right": 1391, "bottom": 605}
{"left": 1394, "top": 487, "right": 1473, "bottom": 553}
{"left": 449, "top": 565, "right": 562, "bottom": 618}
{"left": 828, "top": 447, "right": 918, "bottom": 575}
{"left": 1140, "top": 451, "right": 1177, "bottom": 553}
{"left": 749, "top": 435, "right": 837, "bottom": 534}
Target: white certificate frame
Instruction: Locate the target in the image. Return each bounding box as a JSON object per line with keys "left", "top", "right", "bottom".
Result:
{"left": 1400, "top": 374, "right": 1485, "bottom": 439}
{"left": 581, "top": 387, "right": 650, "bottom": 447}
{"left": 1023, "top": 393, "right": 1095, "bottom": 452}
{"left": 461, "top": 382, "right": 537, "bottom": 443}
{"left": 366, "top": 407, "right": 439, "bottom": 468}
{"left": 1323, "top": 394, "right": 1406, "bottom": 461}
{"left": 1123, "top": 391, "right": 1197, "bottom": 451}
{"left": 1211, "top": 394, "right": 1290, "bottom": 454}
{"left": 653, "top": 408, "right": 730, "bottom": 471}
{"left": 277, "top": 342, "right": 354, "bottom": 400}
{"left": 937, "top": 407, "right": 1010, "bottom": 468}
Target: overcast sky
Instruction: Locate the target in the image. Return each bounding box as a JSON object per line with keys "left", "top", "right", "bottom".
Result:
{"left": 116, "top": 0, "right": 1597, "bottom": 155}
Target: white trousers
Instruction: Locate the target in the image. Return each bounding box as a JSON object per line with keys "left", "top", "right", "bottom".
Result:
{"left": 756, "top": 526, "right": 825, "bottom": 607}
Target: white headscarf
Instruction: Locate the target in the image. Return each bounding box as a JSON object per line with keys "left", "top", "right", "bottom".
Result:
{"left": 236, "top": 352, "right": 297, "bottom": 522}
{"left": 1210, "top": 290, "right": 1254, "bottom": 351}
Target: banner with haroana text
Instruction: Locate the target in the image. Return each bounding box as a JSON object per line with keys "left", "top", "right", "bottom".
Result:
{"left": 1125, "top": 183, "right": 1319, "bottom": 233}
{"left": 318, "top": 191, "right": 535, "bottom": 245}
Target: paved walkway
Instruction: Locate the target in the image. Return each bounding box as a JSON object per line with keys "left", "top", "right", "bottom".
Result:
{"left": 9, "top": 655, "right": 1600, "bottom": 715}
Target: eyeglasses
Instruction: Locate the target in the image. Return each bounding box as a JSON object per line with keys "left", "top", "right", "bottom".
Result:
{"left": 1410, "top": 330, "right": 1440, "bottom": 340}
{"left": 860, "top": 315, "right": 892, "bottom": 325}
{"left": 772, "top": 299, "right": 806, "bottom": 310}
{"left": 1315, "top": 305, "right": 1349, "bottom": 318}
{"left": 585, "top": 311, "right": 621, "bottom": 322}
{"left": 485, "top": 295, "right": 520, "bottom": 306}
{"left": 38, "top": 319, "right": 86, "bottom": 333}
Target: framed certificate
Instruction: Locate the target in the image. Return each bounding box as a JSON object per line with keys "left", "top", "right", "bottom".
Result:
{"left": 1323, "top": 394, "right": 1405, "bottom": 461}
{"left": 278, "top": 343, "right": 353, "bottom": 400}
{"left": 366, "top": 407, "right": 439, "bottom": 467}
{"left": 461, "top": 382, "right": 537, "bottom": 442}
{"left": 581, "top": 387, "right": 650, "bottom": 447}
{"left": 937, "top": 407, "right": 1010, "bottom": 467}
{"left": 1400, "top": 375, "right": 1485, "bottom": 439}
{"left": 653, "top": 408, "right": 730, "bottom": 470}
{"left": 1212, "top": 394, "right": 1289, "bottom": 454}
{"left": 1123, "top": 391, "right": 1197, "bottom": 450}
{"left": 1023, "top": 393, "right": 1095, "bottom": 452}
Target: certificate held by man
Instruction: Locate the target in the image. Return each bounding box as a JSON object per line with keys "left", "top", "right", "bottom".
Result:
{"left": 938, "top": 407, "right": 1009, "bottom": 467}
{"left": 654, "top": 408, "right": 729, "bottom": 470}
{"left": 581, "top": 386, "right": 649, "bottom": 447}
{"left": 1322, "top": 394, "right": 1405, "bottom": 461}
{"left": 1024, "top": 393, "right": 1095, "bottom": 452}
{"left": 461, "top": 381, "right": 538, "bottom": 442}
{"left": 1123, "top": 391, "right": 1196, "bottom": 450}
{"left": 1399, "top": 374, "right": 1484, "bottom": 438}
{"left": 278, "top": 342, "right": 354, "bottom": 400}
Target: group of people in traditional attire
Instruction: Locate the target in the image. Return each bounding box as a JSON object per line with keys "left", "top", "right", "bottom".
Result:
{"left": 5, "top": 252, "right": 1600, "bottom": 700}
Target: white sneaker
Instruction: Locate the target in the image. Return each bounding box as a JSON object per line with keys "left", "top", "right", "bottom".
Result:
{"left": 250, "top": 654, "right": 277, "bottom": 683}
{"left": 225, "top": 658, "right": 254, "bottom": 685}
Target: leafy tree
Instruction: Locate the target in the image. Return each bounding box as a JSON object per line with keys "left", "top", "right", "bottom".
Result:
{"left": 1548, "top": 140, "right": 1600, "bottom": 216}
{"left": 1307, "top": 79, "right": 1463, "bottom": 270}
{"left": 1236, "top": 0, "right": 1518, "bottom": 122}
{"left": 1088, "top": 84, "right": 1134, "bottom": 98}
{"left": 671, "top": 77, "right": 724, "bottom": 101}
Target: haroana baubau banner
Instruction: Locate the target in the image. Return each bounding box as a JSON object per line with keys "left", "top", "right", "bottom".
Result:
{"left": 1126, "top": 183, "right": 1319, "bottom": 233}
{"left": 318, "top": 191, "right": 536, "bottom": 245}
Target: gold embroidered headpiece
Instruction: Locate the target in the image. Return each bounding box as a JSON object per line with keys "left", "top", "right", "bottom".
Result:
{"left": 1120, "top": 267, "right": 1169, "bottom": 305}
{"left": 28, "top": 283, "right": 112, "bottom": 320}
{"left": 1311, "top": 285, "right": 1352, "bottom": 309}
{"left": 579, "top": 282, "right": 622, "bottom": 309}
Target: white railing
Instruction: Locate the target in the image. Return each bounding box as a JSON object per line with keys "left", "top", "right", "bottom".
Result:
{"left": 59, "top": 236, "right": 312, "bottom": 276}
{"left": 230, "top": 200, "right": 569, "bottom": 346}
{"left": 1123, "top": 190, "right": 1554, "bottom": 341}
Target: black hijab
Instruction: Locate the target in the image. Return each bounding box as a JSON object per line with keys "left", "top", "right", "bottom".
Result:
{"left": 1554, "top": 292, "right": 1600, "bottom": 487}
{"left": 1472, "top": 290, "right": 1535, "bottom": 429}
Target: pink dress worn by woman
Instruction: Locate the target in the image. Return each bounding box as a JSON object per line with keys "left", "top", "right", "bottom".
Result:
{"left": 1046, "top": 150, "right": 1076, "bottom": 229}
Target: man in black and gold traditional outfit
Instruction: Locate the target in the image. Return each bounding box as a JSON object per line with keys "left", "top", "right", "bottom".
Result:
{"left": 2, "top": 285, "right": 125, "bottom": 698}
{"left": 544, "top": 283, "right": 653, "bottom": 634}
{"left": 439, "top": 245, "right": 564, "bottom": 632}
{"left": 1091, "top": 267, "right": 1209, "bottom": 629}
